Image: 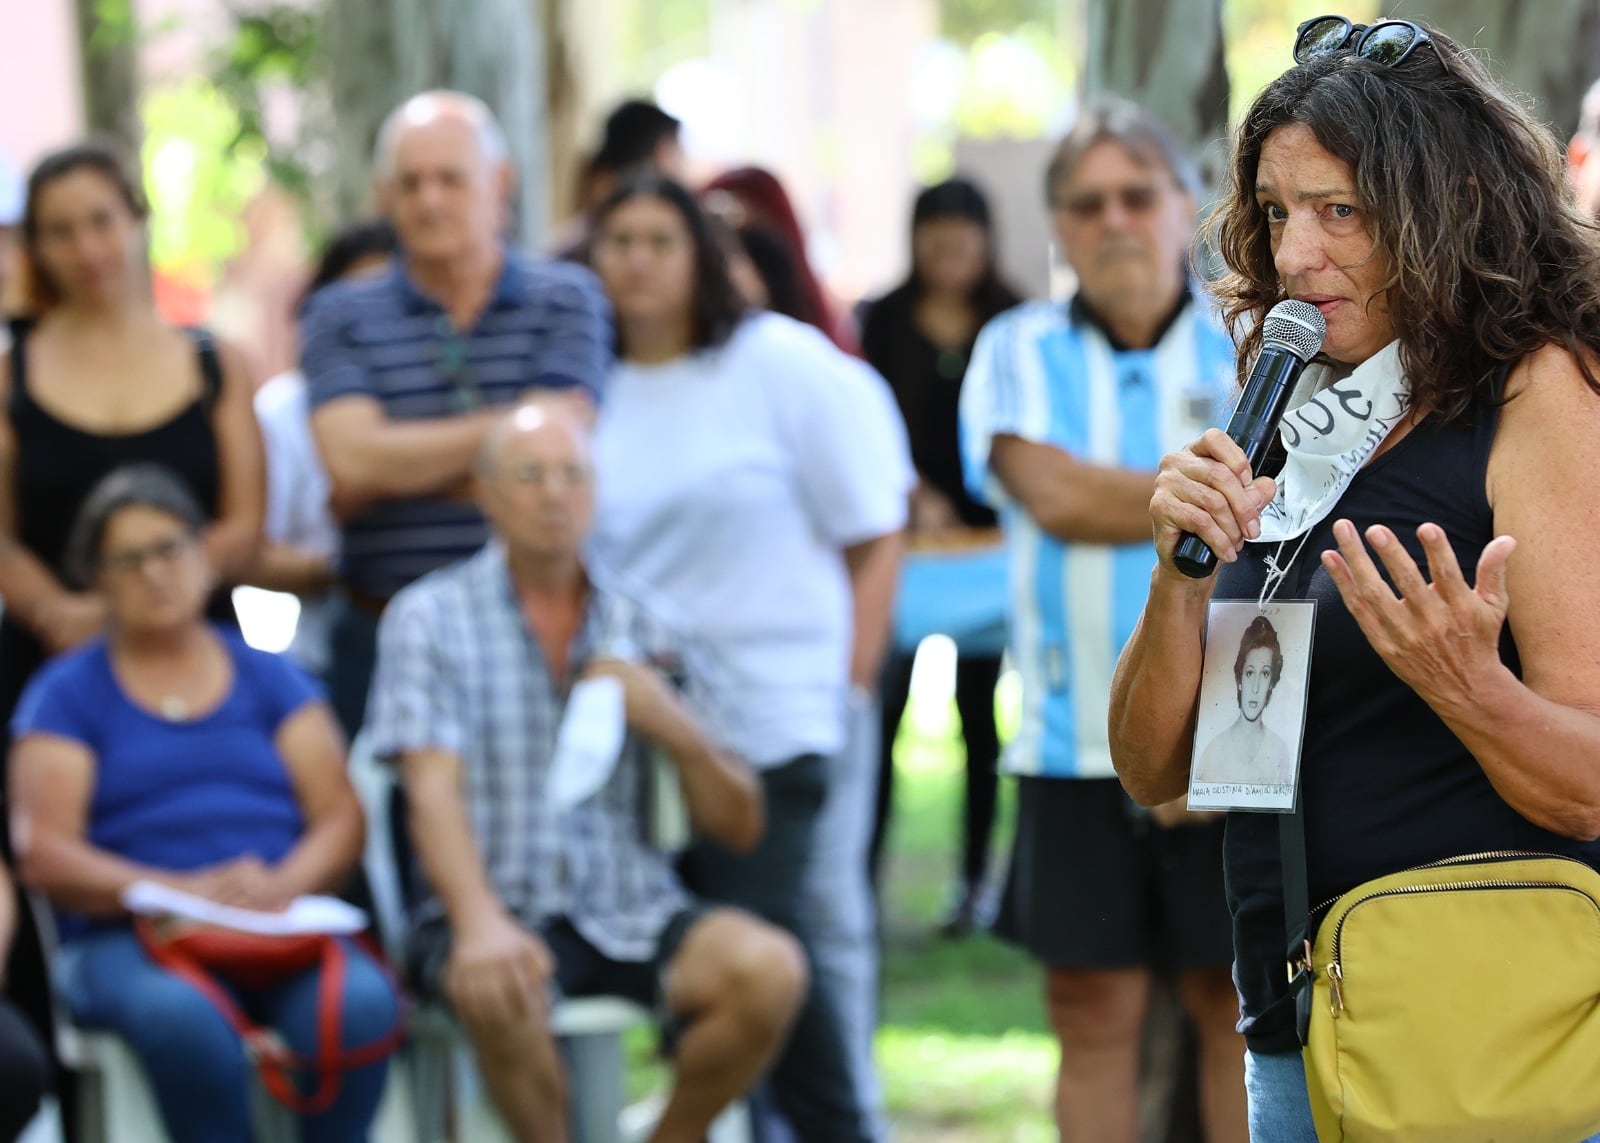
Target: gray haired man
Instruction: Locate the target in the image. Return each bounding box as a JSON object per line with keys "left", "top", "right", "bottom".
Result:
{"left": 300, "top": 91, "right": 612, "bottom": 739}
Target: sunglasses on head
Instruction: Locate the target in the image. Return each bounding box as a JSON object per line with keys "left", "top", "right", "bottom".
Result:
{"left": 1293, "top": 15, "right": 1431, "bottom": 68}
{"left": 1054, "top": 183, "right": 1166, "bottom": 222}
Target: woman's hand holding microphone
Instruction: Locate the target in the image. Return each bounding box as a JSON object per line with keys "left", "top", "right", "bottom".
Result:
{"left": 1150, "top": 428, "right": 1276, "bottom": 580}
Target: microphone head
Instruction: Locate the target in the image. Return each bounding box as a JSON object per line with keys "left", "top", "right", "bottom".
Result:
{"left": 1263, "top": 299, "right": 1326, "bottom": 363}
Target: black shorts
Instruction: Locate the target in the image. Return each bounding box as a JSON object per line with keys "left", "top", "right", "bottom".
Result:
{"left": 993, "top": 776, "right": 1233, "bottom": 973}
{"left": 407, "top": 910, "right": 702, "bottom": 1013}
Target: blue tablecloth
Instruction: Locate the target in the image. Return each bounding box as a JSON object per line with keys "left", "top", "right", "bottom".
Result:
{"left": 892, "top": 545, "right": 1008, "bottom": 656}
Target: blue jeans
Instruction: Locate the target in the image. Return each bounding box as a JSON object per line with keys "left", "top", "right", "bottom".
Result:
{"left": 59, "top": 928, "right": 396, "bottom": 1143}
{"left": 1244, "top": 1050, "right": 1319, "bottom": 1142}
{"left": 1245, "top": 1050, "right": 1600, "bottom": 1143}
{"left": 800, "top": 690, "right": 885, "bottom": 1140}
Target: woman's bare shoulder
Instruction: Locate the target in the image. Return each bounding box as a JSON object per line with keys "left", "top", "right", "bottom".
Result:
{"left": 1501, "top": 343, "right": 1600, "bottom": 415}
{"left": 1490, "top": 344, "right": 1600, "bottom": 498}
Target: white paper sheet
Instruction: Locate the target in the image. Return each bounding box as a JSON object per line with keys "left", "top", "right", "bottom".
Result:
{"left": 121, "top": 880, "right": 367, "bottom": 936}
{"left": 546, "top": 675, "right": 628, "bottom": 810}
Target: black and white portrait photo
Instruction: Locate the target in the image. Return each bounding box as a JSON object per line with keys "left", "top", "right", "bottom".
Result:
{"left": 1189, "top": 600, "right": 1315, "bottom": 812}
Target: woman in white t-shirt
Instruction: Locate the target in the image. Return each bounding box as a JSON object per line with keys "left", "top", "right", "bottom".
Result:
{"left": 588, "top": 174, "right": 911, "bottom": 1143}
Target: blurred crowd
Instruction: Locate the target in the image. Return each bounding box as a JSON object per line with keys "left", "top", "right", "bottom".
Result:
{"left": 5, "top": 36, "right": 1600, "bottom": 1143}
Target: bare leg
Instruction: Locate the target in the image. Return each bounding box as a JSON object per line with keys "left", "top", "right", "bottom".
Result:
{"left": 651, "top": 909, "right": 808, "bottom": 1143}
{"left": 1178, "top": 967, "right": 1248, "bottom": 1143}
{"left": 1046, "top": 966, "right": 1152, "bottom": 1143}
{"left": 459, "top": 991, "right": 570, "bottom": 1143}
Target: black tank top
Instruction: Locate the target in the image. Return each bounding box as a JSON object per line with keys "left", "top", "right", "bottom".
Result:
{"left": 1214, "top": 398, "right": 1600, "bottom": 1054}
{"left": 0, "top": 319, "right": 235, "bottom": 723}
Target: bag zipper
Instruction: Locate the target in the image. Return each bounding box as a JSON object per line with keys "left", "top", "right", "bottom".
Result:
{"left": 1311, "top": 850, "right": 1592, "bottom": 916}
{"left": 1321, "top": 852, "right": 1600, "bottom": 1018}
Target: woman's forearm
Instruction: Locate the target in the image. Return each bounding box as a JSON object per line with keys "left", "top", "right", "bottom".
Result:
{"left": 270, "top": 797, "right": 363, "bottom": 899}
{"left": 17, "top": 834, "right": 183, "bottom": 917}
{"left": 846, "top": 530, "right": 905, "bottom": 689}
{"left": 0, "top": 536, "right": 76, "bottom": 638}
{"left": 202, "top": 519, "right": 263, "bottom": 586}
{"left": 0, "top": 864, "right": 16, "bottom": 961}
{"left": 1109, "top": 567, "right": 1215, "bottom": 805}
{"left": 1428, "top": 665, "right": 1600, "bottom": 841}
{"left": 243, "top": 542, "right": 337, "bottom": 597}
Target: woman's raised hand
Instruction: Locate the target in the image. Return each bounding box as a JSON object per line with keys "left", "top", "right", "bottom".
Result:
{"left": 1321, "top": 520, "right": 1516, "bottom": 711}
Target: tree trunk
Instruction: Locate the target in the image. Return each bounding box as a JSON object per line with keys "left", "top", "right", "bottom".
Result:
{"left": 323, "top": 0, "right": 549, "bottom": 245}
{"left": 1381, "top": 0, "right": 1600, "bottom": 139}
{"left": 73, "top": 0, "right": 142, "bottom": 152}
{"left": 540, "top": 0, "right": 586, "bottom": 228}
{"left": 1084, "top": 0, "right": 1230, "bottom": 189}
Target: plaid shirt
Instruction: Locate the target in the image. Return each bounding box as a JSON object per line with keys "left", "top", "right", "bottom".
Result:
{"left": 365, "top": 541, "right": 694, "bottom": 962}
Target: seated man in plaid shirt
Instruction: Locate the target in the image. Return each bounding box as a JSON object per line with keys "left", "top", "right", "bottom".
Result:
{"left": 366, "top": 402, "right": 806, "bottom": 1143}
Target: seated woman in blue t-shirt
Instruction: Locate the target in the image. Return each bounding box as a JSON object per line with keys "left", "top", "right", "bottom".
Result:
{"left": 7, "top": 464, "right": 396, "bottom": 1143}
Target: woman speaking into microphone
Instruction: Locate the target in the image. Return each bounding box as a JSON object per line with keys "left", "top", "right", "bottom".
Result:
{"left": 1109, "top": 16, "right": 1600, "bottom": 1142}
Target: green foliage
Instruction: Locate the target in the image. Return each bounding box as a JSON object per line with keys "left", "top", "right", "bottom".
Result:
{"left": 134, "top": 1, "right": 334, "bottom": 280}
{"left": 910, "top": 2, "right": 1077, "bottom": 181}
{"left": 86, "top": 0, "right": 137, "bottom": 51}
{"left": 952, "top": 25, "right": 1075, "bottom": 139}
{"left": 208, "top": 2, "right": 325, "bottom": 204}
{"left": 1224, "top": 0, "right": 1380, "bottom": 124}
{"left": 613, "top": 0, "right": 712, "bottom": 93}
{"left": 941, "top": 0, "right": 1061, "bottom": 46}
{"left": 141, "top": 80, "right": 267, "bottom": 279}
{"left": 127, "top": 1, "right": 329, "bottom": 282}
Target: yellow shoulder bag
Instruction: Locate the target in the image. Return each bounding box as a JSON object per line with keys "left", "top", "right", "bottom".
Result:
{"left": 1281, "top": 814, "right": 1600, "bottom": 1142}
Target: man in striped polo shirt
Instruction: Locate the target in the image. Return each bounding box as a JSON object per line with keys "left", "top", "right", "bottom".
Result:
{"left": 960, "top": 99, "right": 1247, "bottom": 1142}
{"left": 301, "top": 91, "right": 612, "bottom": 737}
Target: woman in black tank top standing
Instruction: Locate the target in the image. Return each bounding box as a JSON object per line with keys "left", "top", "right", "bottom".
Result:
{"left": 1107, "top": 20, "right": 1600, "bottom": 1140}
{"left": 0, "top": 143, "right": 264, "bottom": 772}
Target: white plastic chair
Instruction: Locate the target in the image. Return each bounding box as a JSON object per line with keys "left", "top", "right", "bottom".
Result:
{"left": 14, "top": 1097, "right": 63, "bottom": 1143}
{"left": 27, "top": 892, "right": 411, "bottom": 1143}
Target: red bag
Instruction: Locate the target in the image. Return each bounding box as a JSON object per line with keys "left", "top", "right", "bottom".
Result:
{"left": 136, "top": 916, "right": 405, "bottom": 1115}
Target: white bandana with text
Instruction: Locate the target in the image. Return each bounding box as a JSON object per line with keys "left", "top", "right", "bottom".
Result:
{"left": 1254, "top": 339, "right": 1409, "bottom": 543}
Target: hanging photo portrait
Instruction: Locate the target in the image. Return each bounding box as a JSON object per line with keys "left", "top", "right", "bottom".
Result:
{"left": 1188, "top": 599, "right": 1316, "bottom": 812}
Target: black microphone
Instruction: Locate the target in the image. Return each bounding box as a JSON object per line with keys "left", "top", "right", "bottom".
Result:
{"left": 1172, "top": 299, "right": 1326, "bottom": 579}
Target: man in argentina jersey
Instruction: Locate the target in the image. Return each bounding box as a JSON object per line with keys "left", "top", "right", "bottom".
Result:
{"left": 960, "top": 99, "right": 1248, "bottom": 1143}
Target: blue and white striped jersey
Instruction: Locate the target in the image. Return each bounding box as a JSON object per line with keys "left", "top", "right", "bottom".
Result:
{"left": 960, "top": 296, "right": 1236, "bottom": 779}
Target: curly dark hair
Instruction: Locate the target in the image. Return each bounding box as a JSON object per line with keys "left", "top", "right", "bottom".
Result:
{"left": 590, "top": 173, "right": 747, "bottom": 353}
{"left": 1233, "top": 615, "right": 1284, "bottom": 690}
{"left": 1209, "top": 24, "right": 1600, "bottom": 421}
